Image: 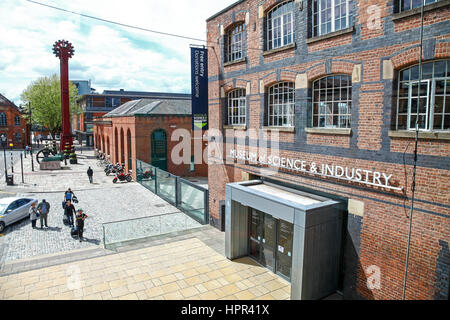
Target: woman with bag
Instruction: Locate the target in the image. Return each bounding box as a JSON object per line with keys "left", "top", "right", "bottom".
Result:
{"left": 29, "top": 202, "right": 39, "bottom": 229}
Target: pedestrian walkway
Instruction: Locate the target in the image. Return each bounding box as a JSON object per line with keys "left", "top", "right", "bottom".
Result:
{"left": 0, "top": 237, "right": 291, "bottom": 300}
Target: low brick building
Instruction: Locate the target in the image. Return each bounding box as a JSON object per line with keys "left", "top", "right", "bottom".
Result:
{"left": 0, "top": 93, "right": 29, "bottom": 148}
{"left": 206, "top": 0, "right": 449, "bottom": 300}
{"left": 93, "top": 98, "right": 208, "bottom": 179}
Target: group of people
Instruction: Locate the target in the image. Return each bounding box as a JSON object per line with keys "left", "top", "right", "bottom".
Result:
{"left": 28, "top": 188, "right": 88, "bottom": 242}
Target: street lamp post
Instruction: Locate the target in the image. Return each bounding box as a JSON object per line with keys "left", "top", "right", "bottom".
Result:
{"left": 28, "top": 102, "right": 34, "bottom": 172}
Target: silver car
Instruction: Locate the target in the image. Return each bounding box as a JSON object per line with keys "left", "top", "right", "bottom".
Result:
{"left": 0, "top": 197, "right": 38, "bottom": 233}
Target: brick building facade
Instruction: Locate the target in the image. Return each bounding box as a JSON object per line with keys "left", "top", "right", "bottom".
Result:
{"left": 93, "top": 98, "right": 208, "bottom": 180}
{"left": 0, "top": 93, "right": 29, "bottom": 148}
{"left": 206, "top": 0, "right": 449, "bottom": 299}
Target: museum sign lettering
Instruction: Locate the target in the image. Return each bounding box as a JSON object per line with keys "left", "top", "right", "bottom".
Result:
{"left": 229, "top": 149, "right": 402, "bottom": 191}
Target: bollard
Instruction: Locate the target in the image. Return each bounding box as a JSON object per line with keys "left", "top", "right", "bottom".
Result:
{"left": 20, "top": 153, "right": 24, "bottom": 184}
{"left": 10, "top": 151, "right": 13, "bottom": 173}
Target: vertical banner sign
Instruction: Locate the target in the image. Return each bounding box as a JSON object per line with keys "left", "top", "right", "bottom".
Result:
{"left": 191, "top": 47, "right": 208, "bottom": 130}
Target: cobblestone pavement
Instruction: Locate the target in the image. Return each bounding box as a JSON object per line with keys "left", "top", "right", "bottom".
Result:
{"left": 0, "top": 237, "right": 291, "bottom": 300}
{"left": 0, "top": 149, "right": 199, "bottom": 263}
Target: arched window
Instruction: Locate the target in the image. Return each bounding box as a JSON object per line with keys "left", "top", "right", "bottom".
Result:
{"left": 312, "top": 0, "right": 353, "bottom": 37}
{"left": 396, "top": 60, "right": 450, "bottom": 131}
{"left": 267, "top": 1, "right": 295, "bottom": 51}
{"left": 227, "top": 89, "right": 246, "bottom": 126}
{"left": 267, "top": 82, "right": 295, "bottom": 127}
{"left": 15, "top": 116, "right": 20, "bottom": 126}
{"left": 225, "top": 23, "right": 245, "bottom": 63}
{"left": 0, "top": 113, "right": 7, "bottom": 126}
{"left": 312, "top": 75, "right": 352, "bottom": 128}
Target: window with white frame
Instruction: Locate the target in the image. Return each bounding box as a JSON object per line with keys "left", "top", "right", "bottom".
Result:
{"left": 267, "top": 1, "right": 295, "bottom": 51}
{"left": 312, "top": 0, "right": 353, "bottom": 37}
{"left": 267, "top": 82, "right": 295, "bottom": 127}
{"left": 226, "top": 23, "right": 245, "bottom": 63}
{"left": 0, "top": 113, "right": 7, "bottom": 126}
{"left": 398, "top": 0, "right": 440, "bottom": 12}
{"left": 227, "top": 89, "right": 246, "bottom": 126}
{"left": 396, "top": 60, "right": 450, "bottom": 131}
{"left": 15, "top": 116, "right": 20, "bottom": 126}
{"left": 312, "top": 75, "right": 352, "bottom": 128}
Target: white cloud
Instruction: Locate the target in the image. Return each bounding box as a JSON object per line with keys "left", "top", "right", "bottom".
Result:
{"left": 0, "top": 0, "right": 235, "bottom": 104}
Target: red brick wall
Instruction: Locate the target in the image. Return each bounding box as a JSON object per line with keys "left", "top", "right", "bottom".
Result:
{"left": 0, "top": 102, "right": 27, "bottom": 148}
{"left": 206, "top": 0, "right": 450, "bottom": 300}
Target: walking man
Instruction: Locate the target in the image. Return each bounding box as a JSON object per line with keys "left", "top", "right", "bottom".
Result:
{"left": 37, "top": 199, "right": 50, "bottom": 229}
{"left": 87, "top": 166, "right": 93, "bottom": 184}
{"left": 29, "top": 202, "right": 39, "bottom": 229}
{"left": 75, "top": 209, "right": 88, "bottom": 242}
{"left": 65, "top": 188, "right": 75, "bottom": 202}
{"left": 64, "top": 200, "right": 76, "bottom": 227}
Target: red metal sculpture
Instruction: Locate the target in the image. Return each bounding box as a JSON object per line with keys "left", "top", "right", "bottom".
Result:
{"left": 53, "top": 40, "right": 74, "bottom": 151}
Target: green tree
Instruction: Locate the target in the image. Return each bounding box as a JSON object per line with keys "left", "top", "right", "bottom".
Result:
{"left": 20, "top": 74, "right": 80, "bottom": 138}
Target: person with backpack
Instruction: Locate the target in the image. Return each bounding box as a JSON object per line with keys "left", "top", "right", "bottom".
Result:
{"left": 75, "top": 209, "right": 88, "bottom": 242}
{"left": 65, "top": 188, "right": 76, "bottom": 202}
{"left": 87, "top": 167, "right": 93, "bottom": 184}
{"left": 37, "top": 199, "right": 50, "bottom": 229}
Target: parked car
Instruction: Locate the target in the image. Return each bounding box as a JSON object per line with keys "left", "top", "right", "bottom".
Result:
{"left": 0, "top": 197, "right": 38, "bottom": 232}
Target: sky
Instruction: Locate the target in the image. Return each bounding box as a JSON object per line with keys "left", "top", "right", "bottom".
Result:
{"left": 0, "top": 0, "right": 235, "bottom": 105}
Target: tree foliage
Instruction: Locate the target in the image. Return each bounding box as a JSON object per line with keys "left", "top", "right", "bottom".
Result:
{"left": 20, "top": 74, "right": 80, "bottom": 136}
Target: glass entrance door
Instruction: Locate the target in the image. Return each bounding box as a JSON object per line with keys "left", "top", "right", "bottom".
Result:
{"left": 249, "top": 209, "right": 292, "bottom": 280}
{"left": 276, "top": 220, "right": 294, "bottom": 280}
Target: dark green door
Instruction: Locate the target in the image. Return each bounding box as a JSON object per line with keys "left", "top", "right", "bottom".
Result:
{"left": 151, "top": 129, "right": 167, "bottom": 171}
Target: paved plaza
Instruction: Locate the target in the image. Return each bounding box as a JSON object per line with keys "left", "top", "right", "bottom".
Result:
{"left": 0, "top": 238, "right": 290, "bottom": 300}
{"left": 0, "top": 149, "right": 200, "bottom": 264}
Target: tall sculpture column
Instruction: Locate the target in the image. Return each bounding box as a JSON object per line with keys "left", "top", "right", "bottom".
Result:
{"left": 53, "top": 40, "right": 74, "bottom": 151}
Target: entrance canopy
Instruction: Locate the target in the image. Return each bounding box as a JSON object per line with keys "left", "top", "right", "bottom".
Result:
{"left": 225, "top": 180, "right": 344, "bottom": 300}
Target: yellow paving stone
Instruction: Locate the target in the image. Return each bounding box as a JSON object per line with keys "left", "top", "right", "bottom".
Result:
{"left": 248, "top": 286, "right": 265, "bottom": 297}
{"left": 176, "top": 279, "right": 189, "bottom": 289}
{"left": 119, "top": 293, "right": 139, "bottom": 300}
{"left": 136, "top": 290, "right": 149, "bottom": 300}
{"left": 206, "top": 270, "right": 224, "bottom": 280}
{"left": 221, "top": 284, "right": 240, "bottom": 296}
{"left": 125, "top": 268, "right": 142, "bottom": 277}
{"left": 198, "top": 291, "right": 219, "bottom": 300}
{"left": 235, "top": 281, "right": 248, "bottom": 291}
{"left": 3, "top": 286, "right": 26, "bottom": 299}
{"left": 270, "top": 288, "right": 290, "bottom": 300}
{"left": 73, "top": 289, "right": 84, "bottom": 299}
{"left": 254, "top": 285, "right": 270, "bottom": 295}
{"left": 185, "top": 276, "right": 203, "bottom": 286}
{"left": 142, "top": 280, "right": 155, "bottom": 289}
{"left": 262, "top": 279, "right": 286, "bottom": 291}
{"left": 190, "top": 295, "right": 201, "bottom": 300}
{"left": 224, "top": 273, "right": 242, "bottom": 283}
{"left": 103, "top": 273, "right": 121, "bottom": 282}
{"left": 108, "top": 279, "right": 127, "bottom": 289}
{"left": 7, "top": 292, "right": 29, "bottom": 300}
{"left": 174, "top": 272, "right": 184, "bottom": 280}
{"left": 180, "top": 286, "right": 200, "bottom": 298}
{"left": 151, "top": 278, "right": 162, "bottom": 287}
{"left": 54, "top": 291, "right": 75, "bottom": 300}
{"left": 100, "top": 290, "right": 112, "bottom": 300}
{"left": 160, "top": 282, "right": 180, "bottom": 294}
{"left": 35, "top": 279, "right": 55, "bottom": 289}
{"left": 127, "top": 282, "right": 146, "bottom": 293}
{"left": 51, "top": 277, "right": 67, "bottom": 287}
{"left": 160, "top": 274, "right": 178, "bottom": 284}
{"left": 217, "top": 278, "right": 230, "bottom": 286}
{"left": 92, "top": 282, "right": 110, "bottom": 293}
{"left": 213, "top": 288, "right": 227, "bottom": 298}
{"left": 195, "top": 283, "right": 208, "bottom": 294}
{"left": 110, "top": 286, "right": 130, "bottom": 298}
{"left": 48, "top": 286, "right": 60, "bottom": 297}
{"left": 202, "top": 279, "right": 221, "bottom": 291}
{"left": 259, "top": 293, "right": 276, "bottom": 300}
{"left": 83, "top": 293, "right": 103, "bottom": 300}
{"left": 19, "top": 276, "right": 39, "bottom": 287}
{"left": 82, "top": 286, "right": 94, "bottom": 296}
{"left": 195, "top": 265, "right": 212, "bottom": 274}
{"left": 219, "top": 267, "right": 235, "bottom": 276}
{"left": 29, "top": 288, "right": 49, "bottom": 300}
{"left": 146, "top": 286, "right": 164, "bottom": 298}
{"left": 148, "top": 295, "right": 165, "bottom": 300}
{"left": 133, "top": 273, "right": 151, "bottom": 282}
{"left": 182, "top": 269, "right": 199, "bottom": 278}
{"left": 163, "top": 291, "right": 184, "bottom": 300}
{"left": 234, "top": 290, "right": 256, "bottom": 300}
